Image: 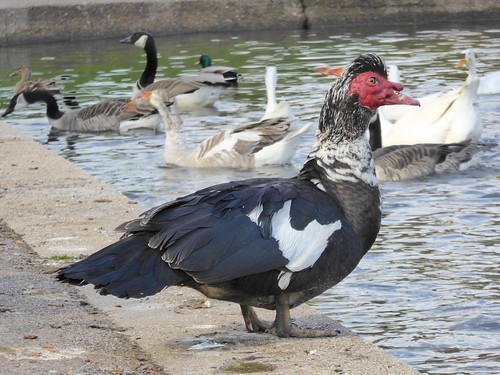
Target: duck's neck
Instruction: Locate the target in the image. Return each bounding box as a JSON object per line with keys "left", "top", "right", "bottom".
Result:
{"left": 24, "top": 91, "right": 64, "bottom": 120}
{"left": 263, "top": 67, "right": 278, "bottom": 118}
{"left": 299, "top": 86, "right": 381, "bottom": 250}
{"left": 299, "top": 135, "right": 380, "bottom": 251}
{"left": 139, "top": 39, "right": 158, "bottom": 89}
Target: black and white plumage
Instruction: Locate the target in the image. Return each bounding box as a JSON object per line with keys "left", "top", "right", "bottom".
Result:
{"left": 120, "top": 31, "right": 224, "bottom": 108}
{"left": 57, "top": 54, "right": 419, "bottom": 338}
{"left": 2, "top": 90, "right": 161, "bottom": 133}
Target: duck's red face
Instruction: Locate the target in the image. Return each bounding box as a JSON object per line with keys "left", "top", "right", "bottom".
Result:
{"left": 348, "top": 71, "right": 420, "bottom": 110}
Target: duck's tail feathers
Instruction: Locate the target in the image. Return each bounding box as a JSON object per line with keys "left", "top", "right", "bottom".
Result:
{"left": 56, "top": 235, "right": 188, "bottom": 298}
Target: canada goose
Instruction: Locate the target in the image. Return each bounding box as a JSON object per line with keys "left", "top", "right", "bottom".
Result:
{"left": 2, "top": 90, "right": 161, "bottom": 133}
{"left": 120, "top": 31, "right": 224, "bottom": 109}
{"left": 9, "top": 66, "right": 60, "bottom": 95}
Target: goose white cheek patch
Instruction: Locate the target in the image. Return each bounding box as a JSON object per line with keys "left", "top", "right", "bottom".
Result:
{"left": 135, "top": 35, "right": 148, "bottom": 49}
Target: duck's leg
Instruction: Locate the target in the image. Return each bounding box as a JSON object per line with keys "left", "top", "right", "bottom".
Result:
{"left": 240, "top": 305, "right": 272, "bottom": 332}
{"left": 274, "top": 293, "right": 339, "bottom": 338}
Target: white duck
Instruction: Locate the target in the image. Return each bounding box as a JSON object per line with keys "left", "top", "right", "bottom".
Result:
{"left": 2, "top": 90, "right": 161, "bottom": 133}
{"left": 120, "top": 32, "right": 224, "bottom": 109}
{"left": 131, "top": 66, "right": 310, "bottom": 169}
{"left": 382, "top": 51, "right": 481, "bottom": 146}
{"left": 457, "top": 48, "right": 500, "bottom": 96}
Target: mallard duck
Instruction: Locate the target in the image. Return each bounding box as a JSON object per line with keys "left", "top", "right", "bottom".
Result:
{"left": 196, "top": 54, "right": 240, "bottom": 86}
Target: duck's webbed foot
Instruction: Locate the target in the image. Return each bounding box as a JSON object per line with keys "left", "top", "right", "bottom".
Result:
{"left": 274, "top": 293, "right": 340, "bottom": 338}
{"left": 240, "top": 305, "right": 272, "bottom": 333}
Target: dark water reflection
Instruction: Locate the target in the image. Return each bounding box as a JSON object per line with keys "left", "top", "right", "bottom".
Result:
{"left": 1, "top": 22, "right": 499, "bottom": 375}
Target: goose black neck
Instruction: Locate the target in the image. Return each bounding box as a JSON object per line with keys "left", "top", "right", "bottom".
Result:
{"left": 140, "top": 37, "right": 158, "bottom": 89}
{"left": 24, "top": 91, "right": 64, "bottom": 120}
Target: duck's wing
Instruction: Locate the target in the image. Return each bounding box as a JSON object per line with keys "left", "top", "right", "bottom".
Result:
{"left": 119, "top": 177, "right": 344, "bottom": 285}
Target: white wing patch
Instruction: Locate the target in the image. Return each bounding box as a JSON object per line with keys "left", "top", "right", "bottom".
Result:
{"left": 247, "top": 200, "right": 342, "bottom": 290}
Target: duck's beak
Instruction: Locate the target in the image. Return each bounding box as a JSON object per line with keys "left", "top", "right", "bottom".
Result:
{"left": 456, "top": 58, "right": 466, "bottom": 68}
{"left": 8, "top": 71, "right": 17, "bottom": 78}
{"left": 383, "top": 82, "right": 420, "bottom": 107}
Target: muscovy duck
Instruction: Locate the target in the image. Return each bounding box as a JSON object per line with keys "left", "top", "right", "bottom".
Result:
{"left": 9, "top": 66, "right": 61, "bottom": 95}
{"left": 2, "top": 90, "right": 161, "bottom": 133}
{"left": 120, "top": 31, "right": 225, "bottom": 108}
{"left": 57, "top": 53, "right": 419, "bottom": 338}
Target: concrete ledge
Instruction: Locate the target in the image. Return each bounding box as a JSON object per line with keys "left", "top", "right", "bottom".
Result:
{"left": 0, "top": 121, "right": 420, "bottom": 373}
{"left": 1, "top": 0, "right": 500, "bottom": 45}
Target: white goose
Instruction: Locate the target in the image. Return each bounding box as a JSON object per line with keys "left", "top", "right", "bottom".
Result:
{"left": 131, "top": 66, "right": 310, "bottom": 169}
{"left": 2, "top": 90, "right": 161, "bottom": 133}
{"left": 120, "top": 32, "right": 224, "bottom": 109}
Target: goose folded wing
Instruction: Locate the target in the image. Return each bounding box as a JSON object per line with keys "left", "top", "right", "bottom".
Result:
{"left": 120, "top": 178, "right": 345, "bottom": 284}
{"left": 195, "top": 117, "right": 291, "bottom": 160}
{"left": 76, "top": 100, "right": 127, "bottom": 120}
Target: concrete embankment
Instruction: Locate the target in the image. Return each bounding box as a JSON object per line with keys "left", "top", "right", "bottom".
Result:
{"left": 1, "top": 0, "right": 500, "bottom": 45}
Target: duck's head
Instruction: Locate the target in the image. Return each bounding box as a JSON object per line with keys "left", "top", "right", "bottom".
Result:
{"left": 198, "top": 55, "right": 212, "bottom": 68}
{"left": 320, "top": 53, "right": 419, "bottom": 140}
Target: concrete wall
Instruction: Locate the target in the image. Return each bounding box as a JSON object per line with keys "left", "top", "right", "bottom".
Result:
{"left": 1, "top": 0, "right": 499, "bottom": 45}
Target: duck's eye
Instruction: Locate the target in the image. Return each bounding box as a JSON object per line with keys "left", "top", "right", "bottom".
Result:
{"left": 367, "top": 77, "right": 378, "bottom": 86}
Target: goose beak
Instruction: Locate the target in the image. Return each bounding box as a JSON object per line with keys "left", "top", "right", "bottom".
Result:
{"left": 137, "top": 91, "right": 153, "bottom": 101}
{"left": 2, "top": 106, "right": 14, "bottom": 117}
{"left": 314, "top": 66, "right": 344, "bottom": 77}
{"left": 121, "top": 101, "right": 137, "bottom": 113}
{"left": 119, "top": 35, "right": 133, "bottom": 44}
